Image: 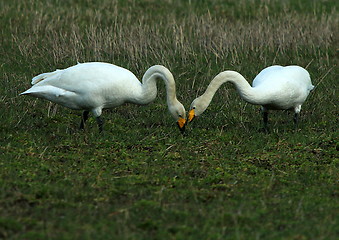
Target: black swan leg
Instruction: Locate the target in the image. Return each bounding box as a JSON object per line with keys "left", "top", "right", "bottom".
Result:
{"left": 262, "top": 110, "right": 269, "bottom": 132}
{"left": 294, "top": 112, "right": 299, "bottom": 130}
{"left": 96, "top": 116, "right": 104, "bottom": 133}
{"left": 80, "top": 111, "right": 89, "bottom": 130}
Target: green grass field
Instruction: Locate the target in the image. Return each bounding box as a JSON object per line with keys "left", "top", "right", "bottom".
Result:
{"left": 1, "top": 0, "right": 338, "bottom": 239}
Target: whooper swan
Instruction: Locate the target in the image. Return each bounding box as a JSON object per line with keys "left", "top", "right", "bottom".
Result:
{"left": 188, "top": 65, "right": 314, "bottom": 130}
{"left": 21, "top": 62, "right": 187, "bottom": 133}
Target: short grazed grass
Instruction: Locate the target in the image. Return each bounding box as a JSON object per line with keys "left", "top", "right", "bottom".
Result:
{"left": 0, "top": 0, "right": 338, "bottom": 239}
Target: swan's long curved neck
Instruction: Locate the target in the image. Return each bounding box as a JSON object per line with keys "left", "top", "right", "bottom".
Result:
{"left": 136, "top": 65, "right": 179, "bottom": 107}
{"left": 201, "top": 71, "right": 261, "bottom": 105}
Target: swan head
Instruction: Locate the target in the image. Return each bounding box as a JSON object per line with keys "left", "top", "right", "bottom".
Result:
{"left": 188, "top": 96, "right": 209, "bottom": 122}
{"left": 168, "top": 100, "right": 187, "bottom": 134}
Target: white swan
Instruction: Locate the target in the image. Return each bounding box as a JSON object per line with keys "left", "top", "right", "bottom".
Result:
{"left": 188, "top": 65, "right": 314, "bottom": 129}
{"left": 20, "top": 62, "right": 187, "bottom": 132}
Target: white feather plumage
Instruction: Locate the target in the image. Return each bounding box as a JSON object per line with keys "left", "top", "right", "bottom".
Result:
{"left": 188, "top": 65, "right": 314, "bottom": 129}
{"left": 21, "top": 62, "right": 186, "bottom": 132}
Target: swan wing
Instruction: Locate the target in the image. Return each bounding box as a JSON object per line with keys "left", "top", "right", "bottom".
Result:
{"left": 31, "top": 62, "right": 140, "bottom": 96}
{"left": 31, "top": 69, "right": 63, "bottom": 85}
{"left": 252, "top": 65, "right": 283, "bottom": 87}
{"left": 252, "top": 65, "right": 313, "bottom": 109}
{"left": 27, "top": 62, "right": 143, "bottom": 109}
{"left": 253, "top": 65, "right": 312, "bottom": 90}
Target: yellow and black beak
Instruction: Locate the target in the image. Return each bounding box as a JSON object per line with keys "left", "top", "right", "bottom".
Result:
{"left": 177, "top": 117, "right": 186, "bottom": 134}
{"left": 188, "top": 109, "right": 195, "bottom": 122}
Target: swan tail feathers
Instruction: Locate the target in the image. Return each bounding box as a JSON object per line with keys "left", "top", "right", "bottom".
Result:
{"left": 20, "top": 86, "right": 67, "bottom": 98}
{"left": 20, "top": 89, "right": 32, "bottom": 96}
{"left": 31, "top": 69, "right": 62, "bottom": 85}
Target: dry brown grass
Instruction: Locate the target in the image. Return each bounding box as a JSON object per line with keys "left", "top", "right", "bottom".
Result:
{"left": 5, "top": 1, "right": 337, "bottom": 72}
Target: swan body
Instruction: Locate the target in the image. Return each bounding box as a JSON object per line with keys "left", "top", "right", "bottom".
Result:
{"left": 188, "top": 65, "right": 314, "bottom": 129}
{"left": 21, "top": 62, "right": 186, "bottom": 132}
